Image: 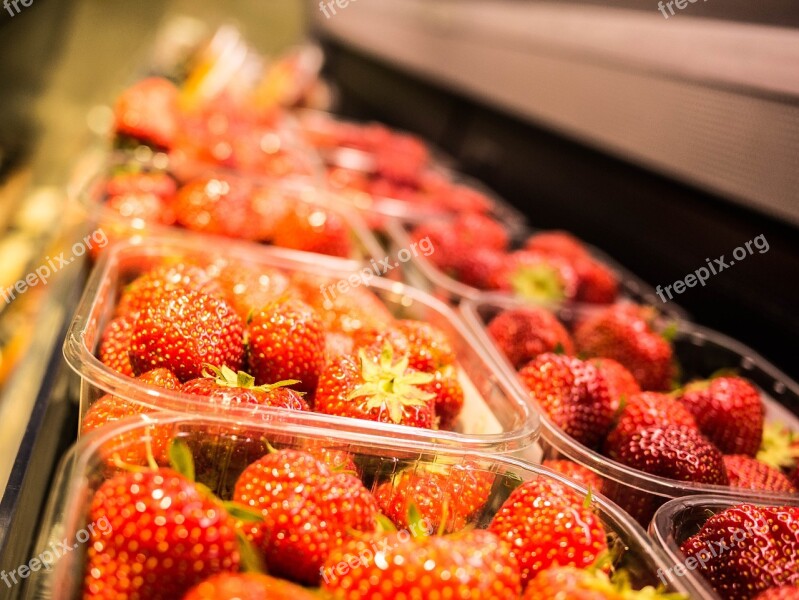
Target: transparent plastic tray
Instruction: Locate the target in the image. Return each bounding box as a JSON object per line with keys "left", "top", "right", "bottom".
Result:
{"left": 70, "top": 150, "right": 385, "bottom": 264}
{"left": 22, "top": 412, "right": 702, "bottom": 599}
{"left": 62, "top": 237, "right": 538, "bottom": 453}
{"left": 649, "top": 495, "right": 799, "bottom": 599}
{"left": 461, "top": 296, "right": 799, "bottom": 523}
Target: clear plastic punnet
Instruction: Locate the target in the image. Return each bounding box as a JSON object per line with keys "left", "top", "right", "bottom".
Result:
{"left": 649, "top": 494, "right": 799, "bottom": 600}
{"left": 63, "top": 237, "right": 539, "bottom": 454}
{"left": 460, "top": 296, "right": 799, "bottom": 524}
{"left": 22, "top": 413, "right": 704, "bottom": 599}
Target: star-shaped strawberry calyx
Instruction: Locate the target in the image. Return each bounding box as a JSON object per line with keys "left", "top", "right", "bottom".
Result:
{"left": 202, "top": 364, "right": 301, "bottom": 392}
{"left": 347, "top": 343, "right": 435, "bottom": 424}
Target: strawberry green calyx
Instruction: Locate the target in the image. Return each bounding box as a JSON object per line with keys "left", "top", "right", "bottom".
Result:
{"left": 510, "top": 265, "right": 565, "bottom": 303}
{"left": 201, "top": 363, "right": 301, "bottom": 392}
{"left": 757, "top": 421, "right": 799, "bottom": 470}
{"left": 347, "top": 344, "right": 435, "bottom": 424}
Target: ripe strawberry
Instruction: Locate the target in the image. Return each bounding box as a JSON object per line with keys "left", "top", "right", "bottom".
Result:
{"left": 83, "top": 468, "right": 240, "bottom": 599}
{"left": 681, "top": 504, "right": 799, "bottom": 599}
{"left": 271, "top": 202, "right": 353, "bottom": 257}
{"left": 491, "top": 250, "right": 579, "bottom": 303}
{"left": 453, "top": 246, "right": 507, "bottom": 289}
{"left": 542, "top": 459, "right": 604, "bottom": 493}
{"left": 363, "top": 319, "right": 456, "bottom": 374}
{"left": 322, "top": 528, "right": 521, "bottom": 599}
{"left": 487, "top": 306, "right": 575, "bottom": 369}
{"left": 573, "top": 256, "right": 619, "bottom": 304}
{"left": 422, "top": 365, "right": 464, "bottom": 428}
{"left": 723, "top": 455, "right": 796, "bottom": 493}
{"left": 609, "top": 424, "right": 728, "bottom": 485}
{"left": 375, "top": 461, "right": 494, "bottom": 534}
{"left": 574, "top": 304, "right": 675, "bottom": 391}
{"left": 105, "top": 190, "right": 176, "bottom": 226}
{"left": 488, "top": 478, "right": 608, "bottom": 587}
{"left": 525, "top": 231, "right": 591, "bottom": 261}
{"left": 212, "top": 262, "right": 291, "bottom": 319}
{"left": 677, "top": 376, "right": 764, "bottom": 456}
{"left": 113, "top": 77, "right": 180, "bottom": 149}
{"left": 524, "top": 566, "right": 674, "bottom": 600}
{"left": 247, "top": 297, "right": 325, "bottom": 395}
{"left": 129, "top": 288, "right": 244, "bottom": 381}
{"left": 755, "top": 587, "right": 799, "bottom": 600}
{"left": 106, "top": 171, "right": 177, "bottom": 200}
{"left": 604, "top": 392, "right": 698, "bottom": 456}
{"left": 98, "top": 314, "right": 136, "bottom": 377}
{"left": 410, "top": 220, "right": 461, "bottom": 273}
{"left": 519, "top": 353, "right": 613, "bottom": 449}
{"left": 315, "top": 345, "right": 436, "bottom": 428}
{"left": 182, "top": 572, "right": 319, "bottom": 600}
{"left": 303, "top": 444, "right": 359, "bottom": 474}
{"left": 116, "top": 262, "right": 223, "bottom": 318}
{"left": 453, "top": 212, "right": 509, "bottom": 251}
{"left": 181, "top": 365, "right": 309, "bottom": 411}
{"left": 587, "top": 358, "right": 641, "bottom": 412}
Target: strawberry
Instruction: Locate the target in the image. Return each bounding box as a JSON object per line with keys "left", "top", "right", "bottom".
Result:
{"left": 574, "top": 304, "right": 675, "bottom": 391}
{"left": 587, "top": 358, "right": 641, "bottom": 412}
{"left": 609, "top": 424, "right": 728, "bottom": 485}
{"left": 487, "top": 306, "right": 575, "bottom": 369}
{"left": 271, "top": 202, "right": 353, "bottom": 257}
{"left": 453, "top": 212, "right": 509, "bottom": 251}
{"left": 723, "top": 455, "right": 796, "bottom": 493}
{"left": 410, "top": 221, "right": 462, "bottom": 273}
{"left": 129, "top": 288, "right": 244, "bottom": 381}
{"left": 180, "top": 365, "right": 309, "bottom": 412}
{"left": 542, "top": 459, "right": 604, "bottom": 493}
{"left": 116, "top": 262, "right": 223, "bottom": 318}
{"left": 680, "top": 504, "right": 799, "bottom": 599}
{"left": 375, "top": 461, "right": 494, "bottom": 534}
{"left": 315, "top": 345, "right": 436, "bottom": 428}
{"left": 523, "top": 566, "right": 675, "bottom": 599}
{"left": 246, "top": 297, "right": 325, "bottom": 395}
{"left": 492, "top": 250, "right": 580, "bottom": 303}
{"left": 113, "top": 77, "right": 180, "bottom": 149}
{"left": 363, "top": 319, "right": 456, "bottom": 374}
{"left": 212, "top": 262, "right": 291, "bottom": 319}
{"left": 573, "top": 256, "right": 619, "bottom": 304}
{"left": 677, "top": 376, "right": 764, "bottom": 456}
{"left": 105, "top": 190, "right": 176, "bottom": 226}
{"left": 98, "top": 314, "right": 136, "bottom": 377}
{"left": 422, "top": 365, "right": 464, "bottom": 428}
{"left": 174, "top": 175, "right": 265, "bottom": 241}
{"left": 83, "top": 467, "right": 241, "bottom": 599}
{"left": 519, "top": 353, "right": 613, "bottom": 449}
{"left": 453, "top": 246, "right": 507, "bottom": 289}
{"left": 488, "top": 478, "right": 608, "bottom": 587}
{"left": 303, "top": 444, "right": 359, "bottom": 473}
{"left": 321, "top": 528, "right": 521, "bottom": 598}
{"left": 604, "top": 392, "right": 698, "bottom": 457}
{"left": 106, "top": 171, "right": 177, "bottom": 200}
{"left": 181, "top": 572, "right": 319, "bottom": 600}
{"left": 525, "top": 231, "right": 591, "bottom": 261}
{"left": 755, "top": 588, "right": 799, "bottom": 600}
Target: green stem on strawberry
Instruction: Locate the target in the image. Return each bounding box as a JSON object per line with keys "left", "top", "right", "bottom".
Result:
{"left": 510, "top": 265, "right": 565, "bottom": 303}
{"left": 757, "top": 422, "right": 799, "bottom": 470}
{"left": 201, "top": 363, "right": 302, "bottom": 393}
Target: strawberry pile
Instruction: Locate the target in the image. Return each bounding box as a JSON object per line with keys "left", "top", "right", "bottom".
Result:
{"left": 89, "top": 256, "right": 468, "bottom": 434}
{"left": 679, "top": 503, "right": 799, "bottom": 600}
{"left": 411, "top": 221, "right": 620, "bottom": 304}
{"left": 488, "top": 302, "right": 799, "bottom": 521}
{"left": 80, "top": 433, "right": 680, "bottom": 599}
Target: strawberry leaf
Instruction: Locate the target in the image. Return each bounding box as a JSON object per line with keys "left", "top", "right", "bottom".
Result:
{"left": 168, "top": 439, "right": 195, "bottom": 482}
{"left": 236, "top": 529, "right": 266, "bottom": 573}
{"left": 224, "top": 501, "right": 265, "bottom": 523}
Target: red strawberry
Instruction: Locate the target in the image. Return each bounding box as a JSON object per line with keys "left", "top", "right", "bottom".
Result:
{"left": 375, "top": 461, "right": 493, "bottom": 534}
{"left": 492, "top": 250, "right": 580, "bottom": 303}
{"left": 723, "top": 455, "right": 796, "bottom": 493}
{"left": 454, "top": 212, "right": 509, "bottom": 251}
{"left": 365, "top": 319, "right": 455, "bottom": 373}
{"left": 98, "top": 314, "right": 136, "bottom": 377}
{"left": 247, "top": 297, "right": 325, "bottom": 395}
{"left": 524, "top": 566, "right": 672, "bottom": 599}
{"left": 542, "top": 459, "right": 604, "bottom": 493}
{"left": 587, "top": 358, "right": 641, "bottom": 412}
{"left": 678, "top": 376, "right": 765, "bottom": 456}
{"left": 488, "top": 478, "right": 608, "bottom": 587}
{"left": 487, "top": 306, "right": 574, "bottom": 369}
{"left": 129, "top": 288, "right": 244, "bottom": 381}
{"left": 755, "top": 587, "right": 799, "bottom": 600}
{"left": 604, "top": 392, "right": 698, "bottom": 456}
{"left": 182, "top": 572, "right": 319, "bottom": 600}
{"left": 315, "top": 345, "right": 436, "bottom": 428}
{"left": 422, "top": 365, "right": 464, "bottom": 428}
{"left": 83, "top": 468, "right": 240, "bottom": 599}
{"left": 525, "top": 231, "right": 591, "bottom": 261}
{"left": 609, "top": 424, "right": 728, "bottom": 485}
{"left": 180, "top": 365, "right": 309, "bottom": 412}
{"left": 113, "top": 77, "right": 180, "bottom": 149}
{"left": 116, "top": 262, "right": 223, "bottom": 318}
{"left": 453, "top": 246, "right": 507, "bottom": 289}
{"left": 303, "top": 444, "right": 359, "bottom": 474}
{"left": 174, "top": 175, "right": 264, "bottom": 241}
{"left": 680, "top": 504, "right": 799, "bottom": 599}
{"left": 212, "top": 262, "right": 291, "bottom": 319}
{"left": 321, "top": 528, "right": 521, "bottom": 599}
{"left": 519, "top": 353, "right": 613, "bottom": 449}
{"left": 573, "top": 256, "right": 619, "bottom": 304}
{"left": 106, "top": 171, "right": 177, "bottom": 200}
{"left": 105, "top": 191, "right": 176, "bottom": 226}
{"left": 271, "top": 202, "right": 353, "bottom": 257}
{"left": 574, "top": 304, "right": 675, "bottom": 391}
